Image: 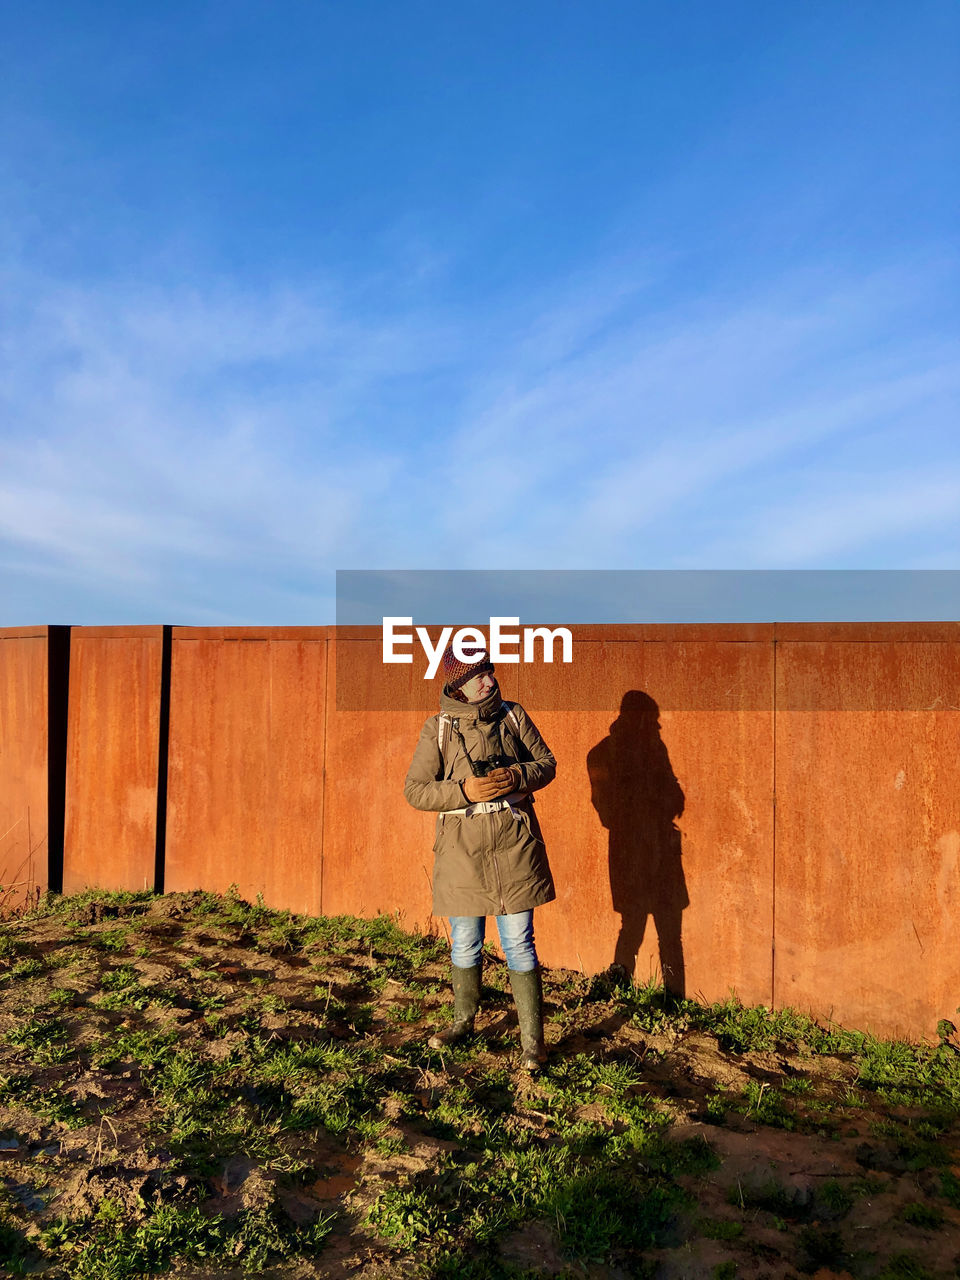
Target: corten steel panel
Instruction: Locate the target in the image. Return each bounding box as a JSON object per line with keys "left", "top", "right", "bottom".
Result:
{"left": 165, "top": 632, "right": 326, "bottom": 915}
{"left": 166, "top": 627, "right": 332, "bottom": 642}
{"left": 321, "top": 636, "right": 521, "bottom": 929}
{"left": 775, "top": 622, "right": 960, "bottom": 645}
{"left": 522, "top": 640, "right": 774, "bottom": 1003}
{"left": 63, "top": 628, "right": 163, "bottom": 893}
{"left": 774, "top": 641, "right": 960, "bottom": 1042}
{"left": 570, "top": 624, "right": 774, "bottom": 644}
{"left": 0, "top": 629, "right": 49, "bottom": 910}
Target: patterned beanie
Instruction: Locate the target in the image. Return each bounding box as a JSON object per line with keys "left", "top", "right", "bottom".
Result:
{"left": 441, "top": 644, "right": 494, "bottom": 696}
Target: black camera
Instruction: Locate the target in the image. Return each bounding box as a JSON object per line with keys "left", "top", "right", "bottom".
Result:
{"left": 471, "top": 754, "right": 511, "bottom": 777}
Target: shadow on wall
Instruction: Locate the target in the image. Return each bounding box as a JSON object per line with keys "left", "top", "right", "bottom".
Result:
{"left": 587, "top": 691, "right": 688, "bottom": 996}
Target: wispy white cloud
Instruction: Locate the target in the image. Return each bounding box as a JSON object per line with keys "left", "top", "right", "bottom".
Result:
{"left": 1, "top": 250, "right": 957, "bottom": 622}
{"left": 0, "top": 273, "right": 429, "bottom": 620}
{"left": 707, "top": 470, "right": 960, "bottom": 566}
{"left": 436, "top": 261, "right": 959, "bottom": 566}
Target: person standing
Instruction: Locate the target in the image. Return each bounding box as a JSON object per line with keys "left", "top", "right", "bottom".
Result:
{"left": 403, "top": 645, "right": 557, "bottom": 1070}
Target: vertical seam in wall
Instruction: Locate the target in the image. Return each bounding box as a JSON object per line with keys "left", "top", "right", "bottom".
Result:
{"left": 154, "top": 625, "right": 172, "bottom": 895}
{"left": 771, "top": 626, "right": 777, "bottom": 1010}
{"left": 319, "top": 635, "right": 329, "bottom": 916}
{"left": 46, "top": 625, "right": 70, "bottom": 896}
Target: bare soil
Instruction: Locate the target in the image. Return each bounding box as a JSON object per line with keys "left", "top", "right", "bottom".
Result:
{"left": 0, "top": 891, "right": 958, "bottom": 1280}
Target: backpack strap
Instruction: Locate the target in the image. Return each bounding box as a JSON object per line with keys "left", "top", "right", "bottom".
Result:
{"left": 500, "top": 701, "right": 521, "bottom": 738}
{"left": 437, "top": 714, "right": 458, "bottom": 779}
{"left": 500, "top": 702, "right": 535, "bottom": 803}
{"left": 438, "top": 704, "right": 522, "bottom": 779}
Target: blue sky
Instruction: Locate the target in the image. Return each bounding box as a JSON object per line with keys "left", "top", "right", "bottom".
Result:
{"left": 1, "top": 2, "right": 958, "bottom": 623}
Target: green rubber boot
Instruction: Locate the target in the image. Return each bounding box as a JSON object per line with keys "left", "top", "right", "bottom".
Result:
{"left": 428, "top": 964, "right": 481, "bottom": 1049}
{"left": 508, "top": 966, "right": 548, "bottom": 1071}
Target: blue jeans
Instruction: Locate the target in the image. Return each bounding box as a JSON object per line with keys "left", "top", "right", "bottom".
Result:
{"left": 449, "top": 911, "right": 537, "bottom": 972}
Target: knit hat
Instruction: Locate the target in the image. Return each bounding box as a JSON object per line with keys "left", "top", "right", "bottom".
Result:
{"left": 441, "top": 643, "right": 494, "bottom": 693}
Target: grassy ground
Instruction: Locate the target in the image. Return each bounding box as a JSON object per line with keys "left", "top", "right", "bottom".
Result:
{"left": 0, "top": 889, "right": 958, "bottom": 1280}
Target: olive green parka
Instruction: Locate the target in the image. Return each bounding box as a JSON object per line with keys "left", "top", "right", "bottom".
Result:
{"left": 403, "top": 682, "right": 557, "bottom": 917}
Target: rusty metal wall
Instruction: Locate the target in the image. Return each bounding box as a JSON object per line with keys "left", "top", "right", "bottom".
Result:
{"left": 773, "top": 627, "right": 960, "bottom": 1042}
{"left": 490, "top": 631, "right": 775, "bottom": 1007}
{"left": 9, "top": 620, "right": 958, "bottom": 1039}
{"left": 164, "top": 629, "right": 328, "bottom": 916}
{"left": 0, "top": 628, "right": 51, "bottom": 910}
{"left": 63, "top": 627, "right": 165, "bottom": 893}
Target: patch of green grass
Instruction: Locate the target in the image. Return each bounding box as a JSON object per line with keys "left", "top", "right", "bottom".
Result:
{"left": 257, "top": 991, "right": 287, "bottom": 1013}
{"left": 44, "top": 945, "right": 92, "bottom": 972}
{"left": 29, "top": 888, "right": 156, "bottom": 920}
{"left": 0, "top": 931, "right": 21, "bottom": 959}
{"left": 698, "top": 1216, "right": 744, "bottom": 1241}
{"left": 0, "top": 1212, "right": 34, "bottom": 1275}
{"left": 869, "top": 1117, "right": 902, "bottom": 1139}
{"left": 704, "top": 997, "right": 795, "bottom": 1054}
{"left": 91, "top": 1027, "right": 179, "bottom": 1071}
{"left": 817, "top": 1178, "right": 854, "bottom": 1220}
{"left": 39, "top": 1194, "right": 335, "bottom": 1278}
{"left": 540, "top": 1053, "right": 667, "bottom": 1140}
{"left": 94, "top": 987, "right": 151, "bottom": 1013}
{"left": 852, "top": 1174, "right": 888, "bottom": 1198}
{"left": 543, "top": 1167, "right": 679, "bottom": 1262}
{"left": 616, "top": 981, "right": 960, "bottom": 1120}
{"left": 737, "top": 1080, "right": 795, "bottom": 1129}
{"left": 0, "top": 1075, "right": 86, "bottom": 1128}
{"left": 187, "top": 988, "right": 228, "bottom": 1015}
{"left": 939, "top": 1169, "right": 960, "bottom": 1208}
{"left": 100, "top": 964, "right": 140, "bottom": 990}
{"left": 853, "top": 1036, "right": 960, "bottom": 1110}
{"left": 874, "top": 1254, "right": 936, "bottom": 1280}
{"left": 5, "top": 956, "right": 46, "bottom": 980}
{"left": 4, "top": 1015, "right": 74, "bottom": 1065}
{"left": 367, "top": 1129, "right": 683, "bottom": 1268}
{"left": 145, "top": 985, "right": 178, "bottom": 1008}
{"left": 617, "top": 978, "right": 687, "bottom": 1035}
{"left": 374, "top": 1131, "right": 407, "bottom": 1156}
{"left": 347, "top": 1002, "right": 375, "bottom": 1033}
{"left": 92, "top": 965, "right": 159, "bottom": 1012}
{"left": 143, "top": 1049, "right": 238, "bottom": 1151}
{"left": 366, "top": 1182, "right": 447, "bottom": 1249}
{"left": 387, "top": 1001, "right": 423, "bottom": 1022}
{"left": 899, "top": 1201, "right": 944, "bottom": 1229}
{"left": 704, "top": 1089, "right": 728, "bottom": 1123}
{"left": 780, "top": 1074, "right": 813, "bottom": 1094}
{"left": 89, "top": 928, "right": 131, "bottom": 953}
{"left": 47, "top": 986, "right": 78, "bottom": 1006}
{"left": 424, "top": 1082, "right": 487, "bottom": 1141}
{"left": 183, "top": 955, "right": 223, "bottom": 982}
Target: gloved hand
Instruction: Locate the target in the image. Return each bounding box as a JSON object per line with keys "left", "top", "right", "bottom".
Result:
{"left": 462, "top": 766, "right": 521, "bottom": 803}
